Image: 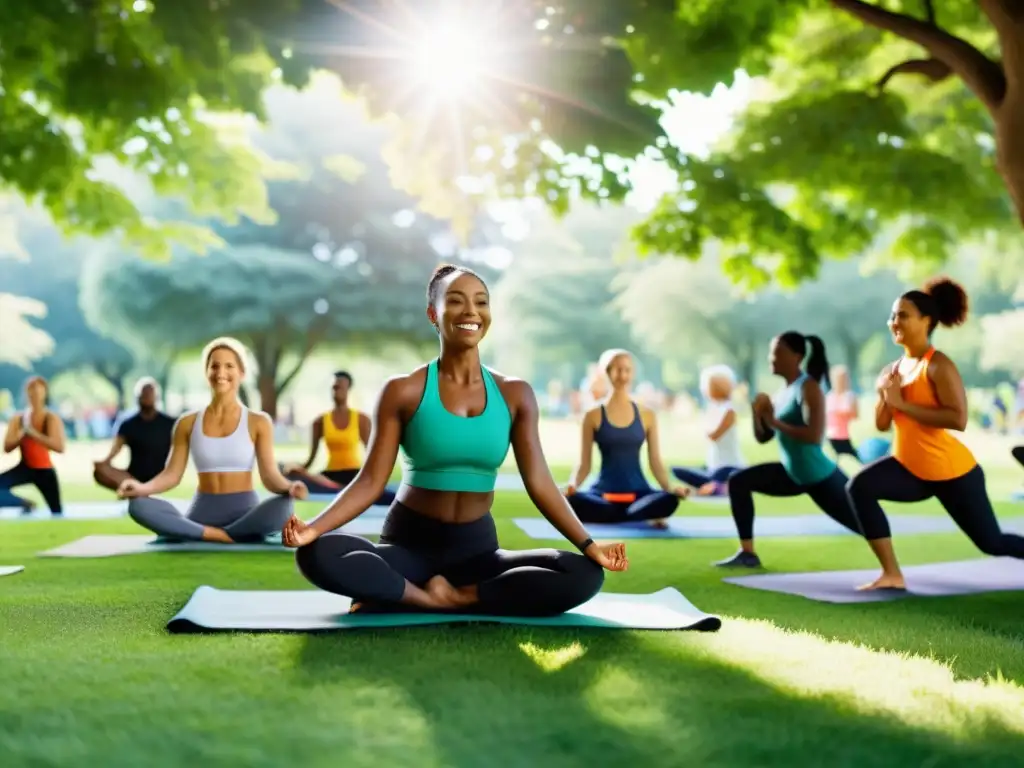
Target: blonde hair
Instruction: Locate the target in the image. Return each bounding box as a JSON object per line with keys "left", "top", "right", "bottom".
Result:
{"left": 699, "top": 365, "right": 737, "bottom": 399}
{"left": 598, "top": 348, "right": 632, "bottom": 378}
{"left": 200, "top": 336, "right": 250, "bottom": 377}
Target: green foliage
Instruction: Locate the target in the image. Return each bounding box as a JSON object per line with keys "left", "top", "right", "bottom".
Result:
{"left": 628, "top": 1, "right": 1015, "bottom": 286}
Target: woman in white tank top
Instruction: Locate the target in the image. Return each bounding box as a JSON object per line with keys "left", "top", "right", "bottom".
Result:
{"left": 117, "top": 337, "right": 307, "bottom": 543}
{"left": 672, "top": 365, "right": 746, "bottom": 496}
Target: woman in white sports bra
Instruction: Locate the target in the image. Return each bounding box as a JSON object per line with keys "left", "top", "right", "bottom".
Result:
{"left": 117, "top": 337, "right": 307, "bottom": 542}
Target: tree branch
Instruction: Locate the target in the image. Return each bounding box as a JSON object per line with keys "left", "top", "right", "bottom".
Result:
{"left": 876, "top": 57, "right": 953, "bottom": 90}
{"left": 275, "top": 321, "right": 329, "bottom": 396}
{"left": 830, "top": 0, "right": 1007, "bottom": 112}
{"left": 923, "top": 0, "right": 936, "bottom": 26}
{"left": 980, "top": 0, "right": 1024, "bottom": 81}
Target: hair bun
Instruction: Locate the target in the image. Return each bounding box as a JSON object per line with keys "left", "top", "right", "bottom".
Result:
{"left": 923, "top": 276, "right": 969, "bottom": 328}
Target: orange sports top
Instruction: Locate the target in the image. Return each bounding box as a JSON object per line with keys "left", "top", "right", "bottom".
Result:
{"left": 20, "top": 411, "right": 52, "bottom": 469}
{"left": 891, "top": 348, "right": 976, "bottom": 481}
{"left": 322, "top": 410, "right": 362, "bottom": 471}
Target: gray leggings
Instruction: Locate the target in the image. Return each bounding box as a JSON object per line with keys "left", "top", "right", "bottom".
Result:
{"left": 128, "top": 491, "right": 294, "bottom": 542}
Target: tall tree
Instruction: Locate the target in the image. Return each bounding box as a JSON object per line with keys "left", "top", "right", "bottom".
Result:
{"left": 627, "top": 1, "right": 1022, "bottom": 286}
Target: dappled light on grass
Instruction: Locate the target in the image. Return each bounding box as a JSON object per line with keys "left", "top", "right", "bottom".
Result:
{"left": 666, "top": 617, "right": 1024, "bottom": 740}
{"left": 518, "top": 640, "right": 586, "bottom": 672}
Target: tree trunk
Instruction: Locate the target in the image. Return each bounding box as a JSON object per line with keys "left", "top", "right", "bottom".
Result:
{"left": 994, "top": 42, "right": 1024, "bottom": 223}
{"left": 257, "top": 373, "right": 279, "bottom": 420}
{"left": 238, "top": 384, "right": 252, "bottom": 408}
{"left": 94, "top": 365, "right": 128, "bottom": 409}
{"left": 737, "top": 344, "right": 757, "bottom": 392}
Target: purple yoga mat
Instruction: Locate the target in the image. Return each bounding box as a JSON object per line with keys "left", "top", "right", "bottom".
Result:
{"left": 722, "top": 557, "right": 1024, "bottom": 604}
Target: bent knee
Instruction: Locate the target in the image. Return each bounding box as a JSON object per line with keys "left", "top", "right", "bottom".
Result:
{"left": 565, "top": 552, "right": 605, "bottom": 597}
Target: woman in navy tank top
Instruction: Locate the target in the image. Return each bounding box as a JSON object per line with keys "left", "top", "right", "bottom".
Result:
{"left": 566, "top": 349, "right": 688, "bottom": 527}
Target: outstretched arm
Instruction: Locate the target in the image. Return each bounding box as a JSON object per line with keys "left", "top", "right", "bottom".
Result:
{"left": 887, "top": 354, "right": 968, "bottom": 431}
{"left": 508, "top": 381, "right": 598, "bottom": 552}
{"left": 98, "top": 434, "right": 126, "bottom": 464}
{"left": 300, "top": 418, "right": 323, "bottom": 470}
{"left": 568, "top": 411, "right": 595, "bottom": 490}
{"left": 771, "top": 380, "right": 826, "bottom": 445}
{"left": 305, "top": 380, "right": 403, "bottom": 537}
{"left": 254, "top": 414, "right": 296, "bottom": 494}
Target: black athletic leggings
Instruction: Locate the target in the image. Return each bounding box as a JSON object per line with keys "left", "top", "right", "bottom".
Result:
{"left": 728, "top": 463, "right": 890, "bottom": 541}
{"left": 296, "top": 501, "right": 604, "bottom": 616}
{"left": 848, "top": 457, "right": 1024, "bottom": 558}
{"left": 0, "top": 463, "right": 62, "bottom": 513}
{"left": 829, "top": 438, "right": 860, "bottom": 461}
{"left": 567, "top": 488, "right": 679, "bottom": 524}
{"left": 1013, "top": 446, "right": 1024, "bottom": 469}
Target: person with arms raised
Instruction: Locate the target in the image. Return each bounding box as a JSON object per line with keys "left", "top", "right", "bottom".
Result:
{"left": 283, "top": 264, "right": 627, "bottom": 615}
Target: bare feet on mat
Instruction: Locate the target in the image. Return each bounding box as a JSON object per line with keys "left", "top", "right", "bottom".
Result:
{"left": 648, "top": 519, "right": 669, "bottom": 530}
{"left": 697, "top": 482, "right": 718, "bottom": 496}
{"left": 425, "top": 575, "right": 478, "bottom": 609}
{"left": 202, "top": 527, "right": 234, "bottom": 544}
{"left": 857, "top": 572, "right": 906, "bottom": 591}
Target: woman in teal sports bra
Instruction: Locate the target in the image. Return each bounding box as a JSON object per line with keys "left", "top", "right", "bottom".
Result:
{"left": 714, "top": 331, "right": 891, "bottom": 569}
{"left": 282, "top": 264, "right": 627, "bottom": 615}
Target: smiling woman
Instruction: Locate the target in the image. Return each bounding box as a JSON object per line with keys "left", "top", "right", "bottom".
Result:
{"left": 117, "top": 337, "right": 307, "bottom": 543}
{"left": 283, "top": 263, "right": 629, "bottom": 617}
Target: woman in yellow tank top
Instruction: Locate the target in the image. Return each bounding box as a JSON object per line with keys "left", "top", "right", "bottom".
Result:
{"left": 283, "top": 371, "right": 396, "bottom": 504}
{"left": 846, "top": 277, "right": 1024, "bottom": 591}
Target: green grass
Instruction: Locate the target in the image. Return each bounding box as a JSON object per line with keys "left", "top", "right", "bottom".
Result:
{"left": 3, "top": 425, "right": 1024, "bottom": 766}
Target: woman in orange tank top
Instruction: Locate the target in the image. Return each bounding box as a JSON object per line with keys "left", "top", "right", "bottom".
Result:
{"left": 0, "top": 376, "right": 65, "bottom": 514}
{"left": 846, "top": 277, "right": 1024, "bottom": 591}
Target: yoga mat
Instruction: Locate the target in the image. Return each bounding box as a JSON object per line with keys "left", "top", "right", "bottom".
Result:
{"left": 166, "top": 585, "right": 722, "bottom": 633}
{"left": 0, "top": 499, "right": 188, "bottom": 521}
{"left": 1011, "top": 490, "right": 1024, "bottom": 502}
{"left": 514, "top": 515, "right": 1024, "bottom": 540}
{"left": 723, "top": 557, "right": 1024, "bottom": 604}
{"left": 0, "top": 565, "right": 24, "bottom": 577}
{"left": 38, "top": 517, "right": 385, "bottom": 558}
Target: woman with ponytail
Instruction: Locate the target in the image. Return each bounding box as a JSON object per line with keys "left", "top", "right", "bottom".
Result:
{"left": 847, "top": 277, "right": 1024, "bottom": 590}
{"left": 716, "top": 332, "right": 894, "bottom": 569}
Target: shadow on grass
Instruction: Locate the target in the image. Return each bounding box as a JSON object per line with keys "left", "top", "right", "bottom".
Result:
{"left": 295, "top": 628, "right": 1024, "bottom": 768}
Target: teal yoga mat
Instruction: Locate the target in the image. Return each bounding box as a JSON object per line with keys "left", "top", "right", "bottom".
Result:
{"left": 166, "top": 585, "right": 722, "bottom": 633}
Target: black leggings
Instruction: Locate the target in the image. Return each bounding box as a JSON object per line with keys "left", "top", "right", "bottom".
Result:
{"left": 567, "top": 488, "right": 678, "bottom": 524}
{"left": 728, "top": 463, "right": 890, "bottom": 541}
{"left": 296, "top": 501, "right": 604, "bottom": 617}
{"left": 0, "top": 463, "right": 62, "bottom": 513}
{"left": 829, "top": 438, "right": 860, "bottom": 461}
{"left": 848, "top": 457, "right": 1024, "bottom": 558}
{"left": 1013, "top": 446, "right": 1024, "bottom": 470}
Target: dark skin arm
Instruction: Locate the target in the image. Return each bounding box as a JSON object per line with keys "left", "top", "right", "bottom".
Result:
{"left": 751, "top": 405, "right": 775, "bottom": 444}
{"left": 300, "top": 418, "right": 323, "bottom": 470}
{"left": 771, "top": 378, "right": 826, "bottom": 444}
{"left": 883, "top": 353, "right": 969, "bottom": 431}
{"left": 358, "top": 412, "right": 371, "bottom": 446}
{"left": 875, "top": 364, "right": 895, "bottom": 431}
{"left": 294, "top": 379, "right": 404, "bottom": 539}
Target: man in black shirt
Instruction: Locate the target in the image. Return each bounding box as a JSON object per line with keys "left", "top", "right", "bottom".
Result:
{"left": 93, "top": 378, "right": 175, "bottom": 492}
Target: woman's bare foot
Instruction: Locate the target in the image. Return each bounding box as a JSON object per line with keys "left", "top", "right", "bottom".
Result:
{"left": 697, "top": 482, "right": 717, "bottom": 496}
{"left": 202, "top": 526, "right": 234, "bottom": 544}
{"left": 425, "top": 575, "right": 478, "bottom": 609}
{"left": 857, "top": 572, "right": 906, "bottom": 591}
{"left": 648, "top": 519, "right": 669, "bottom": 530}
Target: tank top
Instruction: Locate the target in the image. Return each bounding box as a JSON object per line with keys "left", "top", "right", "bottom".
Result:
{"left": 705, "top": 401, "right": 744, "bottom": 470}
{"left": 189, "top": 406, "right": 256, "bottom": 473}
{"left": 891, "top": 348, "right": 976, "bottom": 481}
{"left": 20, "top": 410, "right": 52, "bottom": 469}
{"left": 323, "top": 409, "right": 362, "bottom": 471}
{"left": 592, "top": 403, "right": 650, "bottom": 493}
{"left": 774, "top": 374, "right": 836, "bottom": 486}
{"left": 825, "top": 391, "right": 856, "bottom": 440}
{"left": 400, "top": 361, "right": 512, "bottom": 492}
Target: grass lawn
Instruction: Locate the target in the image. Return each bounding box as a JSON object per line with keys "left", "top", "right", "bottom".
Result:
{"left": 3, "top": 426, "right": 1024, "bottom": 766}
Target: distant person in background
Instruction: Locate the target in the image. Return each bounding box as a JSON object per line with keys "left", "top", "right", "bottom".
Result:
{"left": 567, "top": 349, "right": 688, "bottom": 528}
{"left": 93, "top": 377, "right": 175, "bottom": 493}
{"left": 0, "top": 376, "right": 65, "bottom": 514}
{"left": 826, "top": 364, "right": 860, "bottom": 462}
{"left": 672, "top": 364, "right": 745, "bottom": 496}
{"left": 283, "top": 371, "right": 396, "bottom": 504}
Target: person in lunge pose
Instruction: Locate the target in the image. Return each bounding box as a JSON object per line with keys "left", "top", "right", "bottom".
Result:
{"left": 283, "top": 264, "right": 627, "bottom": 615}
{"left": 715, "top": 332, "right": 893, "bottom": 571}
{"left": 118, "top": 338, "right": 305, "bottom": 542}
{"left": 0, "top": 376, "right": 64, "bottom": 514}
{"left": 847, "top": 277, "right": 1024, "bottom": 590}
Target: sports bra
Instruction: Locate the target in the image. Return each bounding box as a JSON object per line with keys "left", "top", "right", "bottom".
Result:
{"left": 19, "top": 410, "right": 52, "bottom": 470}
{"left": 323, "top": 410, "right": 362, "bottom": 471}
{"left": 189, "top": 406, "right": 255, "bottom": 473}
{"left": 399, "top": 360, "right": 512, "bottom": 492}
